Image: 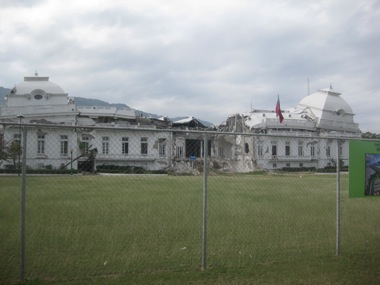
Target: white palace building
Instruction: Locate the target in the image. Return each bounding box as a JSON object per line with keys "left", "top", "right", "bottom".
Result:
{"left": 220, "top": 86, "right": 360, "bottom": 171}
{"left": 0, "top": 74, "right": 360, "bottom": 173}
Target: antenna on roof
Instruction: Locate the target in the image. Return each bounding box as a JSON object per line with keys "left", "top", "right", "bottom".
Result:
{"left": 34, "top": 70, "right": 38, "bottom": 76}
{"left": 330, "top": 83, "right": 333, "bottom": 90}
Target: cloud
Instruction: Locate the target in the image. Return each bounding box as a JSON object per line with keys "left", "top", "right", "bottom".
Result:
{"left": 0, "top": 0, "right": 379, "bottom": 132}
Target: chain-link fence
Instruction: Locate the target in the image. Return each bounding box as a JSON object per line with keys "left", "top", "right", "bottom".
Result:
{"left": 1, "top": 123, "right": 379, "bottom": 283}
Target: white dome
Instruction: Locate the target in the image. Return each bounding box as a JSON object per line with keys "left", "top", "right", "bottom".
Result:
{"left": 296, "top": 87, "right": 358, "bottom": 132}
{"left": 13, "top": 76, "right": 66, "bottom": 95}
{"left": 297, "top": 88, "right": 353, "bottom": 115}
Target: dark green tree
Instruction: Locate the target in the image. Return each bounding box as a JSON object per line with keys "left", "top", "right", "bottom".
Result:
{"left": 8, "top": 141, "right": 22, "bottom": 168}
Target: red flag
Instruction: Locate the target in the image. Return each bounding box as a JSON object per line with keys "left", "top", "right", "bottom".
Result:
{"left": 275, "top": 95, "right": 284, "bottom": 123}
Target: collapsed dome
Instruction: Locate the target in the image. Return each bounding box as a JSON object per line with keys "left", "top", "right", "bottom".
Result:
{"left": 12, "top": 75, "right": 66, "bottom": 95}
{"left": 297, "top": 87, "right": 354, "bottom": 116}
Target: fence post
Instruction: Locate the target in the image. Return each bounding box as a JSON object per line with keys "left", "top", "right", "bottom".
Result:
{"left": 20, "top": 125, "right": 28, "bottom": 280}
{"left": 335, "top": 138, "right": 341, "bottom": 256}
{"left": 202, "top": 134, "right": 208, "bottom": 270}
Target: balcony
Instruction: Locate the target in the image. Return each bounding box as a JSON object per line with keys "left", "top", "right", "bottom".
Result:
{"left": 94, "top": 153, "right": 157, "bottom": 162}
{"left": 268, "top": 155, "right": 318, "bottom": 163}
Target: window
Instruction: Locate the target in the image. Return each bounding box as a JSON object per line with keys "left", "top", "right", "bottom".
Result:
{"left": 339, "top": 144, "right": 343, "bottom": 157}
{"left": 285, "top": 141, "right": 290, "bottom": 156}
{"left": 102, "top": 137, "right": 109, "bottom": 154}
{"left": 141, "top": 137, "right": 148, "bottom": 155}
{"left": 37, "top": 135, "right": 45, "bottom": 155}
{"left": 13, "top": 133, "right": 21, "bottom": 144}
{"left": 218, "top": 147, "right": 224, "bottom": 158}
{"left": 271, "top": 141, "right": 277, "bottom": 157}
{"left": 326, "top": 146, "right": 331, "bottom": 157}
{"left": 176, "top": 146, "right": 184, "bottom": 157}
{"left": 286, "top": 163, "right": 290, "bottom": 168}
{"left": 60, "top": 135, "right": 68, "bottom": 156}
{"left": 273, "top": 163, "right": 277, "bottom": 168}
{"left": 82, "top": 136, "right": 90, "bottom": 154}
{"left": 244, "top": 143, "right": 249, "bottom": 154}
{"left": 298, "top": 141, "right": 303, "bottom": 156}
{"left": 272, "top": 145, "right": 277, "bottom": 156}
{"left": 257, "top": 142, "right": 263, "bottom": 157}
{"left": 122, "top": 137, "right": 129, "bottom": 155}
{"left": 310, "top": 143, "right": 315, "bottom": 157}
{"left": 299, "top": 163, "right": 303, "bottom": 168}
{"left": 159, "top": 138, "right": 166, "bottom": 157}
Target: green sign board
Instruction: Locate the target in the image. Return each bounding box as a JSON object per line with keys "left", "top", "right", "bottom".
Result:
{"left": 349, "top": 140, "right": 380, "bottom": 197}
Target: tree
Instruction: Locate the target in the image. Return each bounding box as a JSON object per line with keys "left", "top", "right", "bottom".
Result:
{"left": 0, "top": 134, "right": 7, "bottom": 166}
{"left": 330, "top": 158, "right": 345, "bottom": 171}
{"left": 8, "top": 141, "right": 22, "bottom": 168}
{"left": 361, "top": 132, "right": 380, "bottom": 139}
{"left": 0, "top": 132, "right": 22, "bottom": 170}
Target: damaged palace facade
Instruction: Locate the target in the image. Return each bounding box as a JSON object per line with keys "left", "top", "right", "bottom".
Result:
{"left": 0, "top": 74, "right": 360, "bottom": 173}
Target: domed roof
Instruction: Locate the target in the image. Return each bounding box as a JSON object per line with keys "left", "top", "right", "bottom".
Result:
{"left": 297, "top": 87, "right": 354, "bottom": 115}
{"left": 12, "top": 75, "right": 66, "bottom": 95}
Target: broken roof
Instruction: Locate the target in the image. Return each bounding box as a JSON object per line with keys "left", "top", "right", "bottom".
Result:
{"left": 172, "top": 116, "right": 207, "bottom": 129}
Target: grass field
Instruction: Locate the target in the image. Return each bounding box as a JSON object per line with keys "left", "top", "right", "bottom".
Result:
{"left": 0, "top": 173, "right": 379, "bottom": 284}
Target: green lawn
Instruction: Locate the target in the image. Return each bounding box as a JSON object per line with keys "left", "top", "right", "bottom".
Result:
{"left": 0, "top": 173, "right": 379, "bottom": 284}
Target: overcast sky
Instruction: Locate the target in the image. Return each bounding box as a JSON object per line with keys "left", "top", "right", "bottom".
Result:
{"left": 1, "top": 0, "right": 379, "bottom": 132}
